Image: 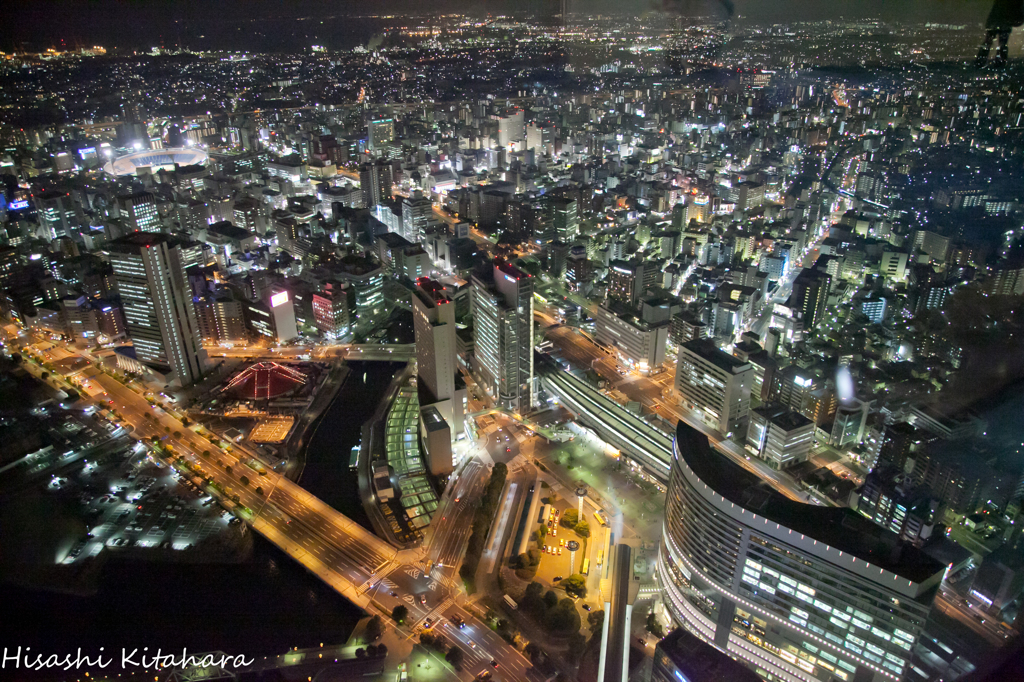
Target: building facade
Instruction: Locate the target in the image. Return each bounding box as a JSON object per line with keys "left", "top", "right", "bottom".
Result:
{"left": 659, "top": 423, "right": 944, "bottom": 682}
{"left": 106, "top": 233, "right": 208, "bottom": 386}
{"left": 675, "top": 338, "right": 753, "bottom": 435}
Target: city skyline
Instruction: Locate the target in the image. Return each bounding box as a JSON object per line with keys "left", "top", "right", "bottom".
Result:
{"left": 1, "top": 4, "right": 1023, "bottom": 682}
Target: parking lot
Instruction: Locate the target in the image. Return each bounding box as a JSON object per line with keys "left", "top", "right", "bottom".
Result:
{"left": 58, "top": 443, "right": 235, "bottom": 563}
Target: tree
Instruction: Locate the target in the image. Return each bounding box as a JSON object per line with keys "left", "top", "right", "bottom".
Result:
{"left": 164, "top": 426, "right": 171, "bottom": 434}
{"left": 391, "top": 604, "right": 408, "bottom": 624}
{"left": 181, "top": 417, "right": 190, "bottom": 427}
{"left": 561, "top": 509, "right": 579, "bottom": 528}
{"left": 524, "top": 642, "right": 544, "bottom": 665}
{"left": 173, "top": 431, "right": 182, "bottom": 439}
{"left": 646, "top": 611, "right": 665, "bottom": 638}
{"left": 543, "top": 590, "right": 559, "bottom": 609}
{"left": 203, "top": 450, "right": 211, "bottom": 458}
{"left": 255, "top": 486, "right": 264, "bottom": 496}
{"left": 225, "top": 466, "right": 233, "bottom": 475}
{"left": 574, "top": 520, "right": 590, "bottom": 538}
{"left": 588, "top": 609, "right": 605, "bottom": 635}
{"left": 365, "top": 615, "right": 383, "bottom": 641}
{"left": 566, "top": 632, "right": 586, "bottom": 665}
{"left": 40, "top": 372, "right": 50, "bottom": 380}
{"left": 375, "top": 644, "right": 387, "bottom": 658}
{"left": 355, "top": 648, "right": 366, "bottom": 659}
{"left": 562, "top": 574, "right": 587, "bottom": 598}
{"left": 239, "top": 475, "right": 250, "bottom": 486}
{"left": 445, "top": 647, "right": 465, "bottom": 668}
{"left": 535, "top": 525, "right": 548, "bottom": 541}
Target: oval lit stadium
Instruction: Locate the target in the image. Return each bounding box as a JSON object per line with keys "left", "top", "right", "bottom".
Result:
{"left": 104, "top": 147, "right": 209, "bottom": 176}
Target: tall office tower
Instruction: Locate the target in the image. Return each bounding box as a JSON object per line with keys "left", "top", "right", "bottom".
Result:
{"left": 233, "top": 197, "right": 265, "bottom": 235}
{"left": 34, "top": 190, "right": 74, "bottom": 240}
{"left": 402, "top": 191, "right": 433, "bottom": 244}
{"left": 368, "top": 118, "right": 395, "bottom": 152}
{"left": 413, "top": 278, "right": 457, "bottom": 404}
{"left": 116, "top": 192, "right": 161, "bottom": 233}
{"left": 471, "top": 262, "right": 534, "bottom": 413}
{"left": 790, "top": 268, "right": 831, "bottom": 330}
{"left": 493, "top": 108, "right": 525, "bottom": 149}
{"left": 106, "top": 233, "right": 208, "bottom": 386}
{"left": 413, "top": 278, "right": 464, "bottom": 441}
{"left": 675, "top": 338, "right": 753, "bottom": 436}
{"left": 525, "top": 122, "right": 553, "bottom": 155}
{"left": 550, "top": 196, "right": 579, "bottom": 242}
{"left": 359, "top": 159, "right": 393, "bottom": 208}
{"left": 659, "top": 423, "right": 944, "bottom": 682}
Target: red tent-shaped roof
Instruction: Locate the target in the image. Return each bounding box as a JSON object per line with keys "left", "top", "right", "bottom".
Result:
{"left": 224, "top": 362, "right": 308, "bottom": 400}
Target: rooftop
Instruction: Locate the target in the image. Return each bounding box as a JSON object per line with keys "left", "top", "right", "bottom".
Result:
{"left": 681, "top": 339, "right": 751, "bottom": 373}
{"left": 655, "top": 628, "right": 763, "bottom": 682}
{"left": 675, "top": 421, "right": 945, "bottom": 586}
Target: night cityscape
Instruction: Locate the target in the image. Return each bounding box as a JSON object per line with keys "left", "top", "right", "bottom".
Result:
{"left": 4, "top": 2, "right": 1024, "bottom": 682}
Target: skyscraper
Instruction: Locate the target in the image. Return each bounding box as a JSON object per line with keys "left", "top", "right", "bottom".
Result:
{"left": 413, "top": 278, "right": 463, "bottom": 440}
{"left": 402, "top": 191, "right": 433, "bottom": 245}
{"left": 471, "top": 262, "right": 534, "bottom": 413}
{"left": 106, "top": 233, "right": 208, "bottom": 386}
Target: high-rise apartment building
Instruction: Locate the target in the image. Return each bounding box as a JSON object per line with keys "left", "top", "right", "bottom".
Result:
{"left": 659, "top": 423, "right": 944, "bottom": 682}
{"left": 675, "top": 338, "right": 753, "bottom": 435}
{"left": 790, "top": 268, "right": 831, "bottom": 330}
{"left": 106, "top": 233, "right": 208, "bottom": 386}
{"left": 360, "top": 159, "right": 393, "bottom": 208}
{"left": 471, "top": 262, "right": 534, "bottom": 413}
{"left": 311, "top": 282, "right": 353, "bottom": 340}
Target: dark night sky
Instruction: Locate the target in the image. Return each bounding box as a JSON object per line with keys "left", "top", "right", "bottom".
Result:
{"left": 0, "top": 1, "right": 997, "bottom": 51}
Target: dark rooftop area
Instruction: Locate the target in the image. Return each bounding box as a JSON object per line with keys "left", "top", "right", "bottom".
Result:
{"left": 655, "top": 628, "right": 762, "bottom": 682}
{"left": 675, "top": 421, "right": 945, "bottom": 586}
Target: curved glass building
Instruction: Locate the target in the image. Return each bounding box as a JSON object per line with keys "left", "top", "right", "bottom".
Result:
{"left": 658, "top": 422, "right": 945, "bottom": 682}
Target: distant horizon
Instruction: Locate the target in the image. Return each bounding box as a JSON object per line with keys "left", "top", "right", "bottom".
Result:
{"left": 1, "top": 0, "right": 997, "bottom": 52}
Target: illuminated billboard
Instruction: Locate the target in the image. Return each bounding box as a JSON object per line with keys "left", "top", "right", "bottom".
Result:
{"left": 270, "top": 291, "right": 289, "bottom": 307}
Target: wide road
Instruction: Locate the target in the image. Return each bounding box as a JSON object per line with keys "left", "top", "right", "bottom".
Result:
{"left": 15, "top": 333, "right": 534, "bottom": 680}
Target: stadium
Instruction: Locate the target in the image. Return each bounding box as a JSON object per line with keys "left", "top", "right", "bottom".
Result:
{"left": 104, "top": 147, "right": 209, "bottom": 176}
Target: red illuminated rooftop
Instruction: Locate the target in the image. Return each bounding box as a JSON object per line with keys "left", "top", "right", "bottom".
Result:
{"left": 224, "top": 362, "right": 308, "bottom": 400}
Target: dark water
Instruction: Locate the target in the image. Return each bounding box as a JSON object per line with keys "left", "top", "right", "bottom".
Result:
{"left": 299, "top": 361, "right": 402, "bottom": 528}
{"left": 0, "top": 536, "right": 362, "bottom": 680}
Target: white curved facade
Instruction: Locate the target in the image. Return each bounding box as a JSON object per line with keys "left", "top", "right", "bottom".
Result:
{"left": 658, "top": 423, "right": 944, "bottom": 682}
{"left": 104, "top": 148, "right": 209, "bottom": 176}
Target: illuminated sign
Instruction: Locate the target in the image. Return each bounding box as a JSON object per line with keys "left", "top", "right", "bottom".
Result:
{"left": 794, "top": 375, "right": 812, "bottom": 388}
{"left": 504, "top": 273, "right": 516, "bottom": 282}
{"left": 270, "top": 291, "right": 289, "bottom": 307}
{"left": 8, "top": 200, "right": 29, "bottom": 210}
